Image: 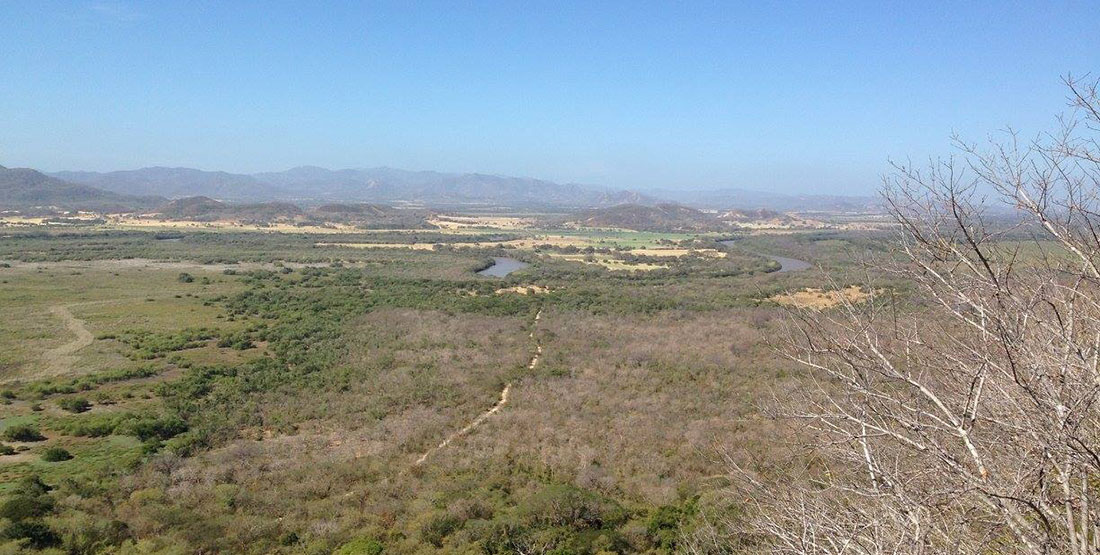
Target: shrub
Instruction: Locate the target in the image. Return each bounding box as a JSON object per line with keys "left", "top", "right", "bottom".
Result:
{"left": 57, "top": 397, "right": 91, "bottom": 413}
{"left": 3, "top": 425, "right": 45, "bottom": 442}
{"left": 2, "top": 520, "right": 61, "bottom": 549}
{"left": 177, "top": 272, "right": 194, "bottom": 283}
{"left": 518, "top": 484, "right": 627, "bottom": 530}
{"left": 0, "top": 495, "right": 53, "bottom": 521}
{"left": 41, "top": 447, "right": 72, "bottom": 462}
{"left": 334, "top": 537, "right": 384, "bottom": 555}
{"left": 0, "top": 444, "right": 14, "bottom": 455}
{"left": 420, "top": 513, "right": 461, "bottom": 547}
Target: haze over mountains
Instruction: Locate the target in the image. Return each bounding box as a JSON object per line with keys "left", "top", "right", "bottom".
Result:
{"left": 2, "top": 163, "right": 878, "bottom": 212}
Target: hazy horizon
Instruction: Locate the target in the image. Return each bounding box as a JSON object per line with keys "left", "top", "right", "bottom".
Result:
{"left": 3, "top": 2, "right": 1098, "bottom": 194}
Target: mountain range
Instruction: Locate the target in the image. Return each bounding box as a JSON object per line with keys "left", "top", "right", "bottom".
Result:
{"left": 2, "top": 163, "right": 879, "bottom": 212}
{"left": 51, "top": 166, "right": 654, "bottom": 210}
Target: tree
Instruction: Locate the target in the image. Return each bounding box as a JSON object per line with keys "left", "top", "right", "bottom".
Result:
{"left": 737, "top": 77, "right": 1100, "bottom": 554}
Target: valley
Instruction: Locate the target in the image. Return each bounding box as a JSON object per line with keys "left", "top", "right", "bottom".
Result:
{"left": 0, "top": 208, "right": 882, "bottom": 553}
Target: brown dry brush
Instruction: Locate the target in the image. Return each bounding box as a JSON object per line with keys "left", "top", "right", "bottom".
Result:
{"left": 733, "top": 77, "right": 1100, "bottom": 554}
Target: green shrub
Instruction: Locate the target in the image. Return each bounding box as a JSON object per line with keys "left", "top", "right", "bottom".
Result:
{"left": 41, "top": 447, "right": 73, "bottom": 462}
{"left": 178, "top": 272, "right": 194, "bottom": 283}
{"left": 58, "top": 396, "right": 92, "bottom": 413}
{"left": 0, "top": 495, "right": 53, "bottom": 521}
{"left": 1, "top": 520, "right": 61, "bottom": 549}
{"left": 0, "top": 444, "right": 14, "bottom": 455}
{"left": 335, "top": 536, "right": 384, "bottom": 555}
{"left": 3, "top": 425, "right": 45, "bottom": 442}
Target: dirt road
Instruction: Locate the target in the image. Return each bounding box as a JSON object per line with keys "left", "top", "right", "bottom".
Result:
{"left": 414, "top": 308, "right": 543, "bottom": 466}
{"left": 42, "top": 305, "right": 94, "bottom": 375}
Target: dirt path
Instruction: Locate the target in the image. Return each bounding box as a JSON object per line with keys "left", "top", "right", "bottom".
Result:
{"left": 414, "top": 308, "right": 543, "bottom": 466}
{"left": 42, "top": 305, "right": 94, "bottom": 375}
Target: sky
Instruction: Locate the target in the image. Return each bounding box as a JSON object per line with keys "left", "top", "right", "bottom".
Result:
{"left": 1, "top": 1, "right": 1098, "bottom": 195}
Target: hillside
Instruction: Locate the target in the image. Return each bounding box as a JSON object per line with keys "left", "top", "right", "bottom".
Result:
{"left": 155, "top": 196, "right": 303, "bottom": 222}
{"left": 0, "top": 165, "right": 162, "bottom": 211}
{"left": 570, "top": 203, "right": 722, "bottom": 232}
{"left": 153, "top": 197, "right": 435, "bottom": 229}
{"left": 310, "top": 202, "right": 435, "bottom": 228}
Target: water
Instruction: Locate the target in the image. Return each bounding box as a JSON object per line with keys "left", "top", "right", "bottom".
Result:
{"left": 719, "top": 240, "right": 810, "bottom": 273}
{"left": 477, "top": 256, "right": 529, "bottom": 277}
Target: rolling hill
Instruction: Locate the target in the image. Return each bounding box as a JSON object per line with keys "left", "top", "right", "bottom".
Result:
{"left": 569, "top": 203, "right": 724, "bottom": 232}
{"left": 154, "top": 196, "right": 304, "bottom": 222}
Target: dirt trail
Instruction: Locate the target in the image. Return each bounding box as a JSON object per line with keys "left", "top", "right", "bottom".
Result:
{"left": 414, "top": 308, "right": 543, "bottom": 466}
{"left": 42, "top": 305, "right": 94, "bottom": 375}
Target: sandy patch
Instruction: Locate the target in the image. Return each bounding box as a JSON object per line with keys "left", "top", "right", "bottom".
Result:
{"left": 495, "top": 285, "right": 550, "bottom": 295}
{"left": 316, "top": 242, "right": 438, "bottom": 250}
{"left": 429, "top": 215, "right": 534, "bottom": 230}
{"left": 42, "top": 305, "right": 95, "bottom": 376}
{"left": 769, "top": 286, "right": 875, "bottom": 310}
{"left": 626, "top": 248, "right": 727, "bottom": 258}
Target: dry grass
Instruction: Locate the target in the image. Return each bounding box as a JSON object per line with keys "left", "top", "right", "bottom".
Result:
{"left": 547, "top": 253, "right": 668, "bottom": 271}
{"left": 769, "top": 285, "right": 875, "bottom": 310}
{"left": 428, "top": 215, "right": 535, "bottom": 229}
{"left": 316, "top": 242, "right": 439, "bottom": 250}
{"left": 627, "top": 247, "right": 726, "bottom": 258}
{"left": 101, "top": 215, "right": 364, "bottom": 234}
{"left": 494, "top": 285, "right": 551, "bottom": 295}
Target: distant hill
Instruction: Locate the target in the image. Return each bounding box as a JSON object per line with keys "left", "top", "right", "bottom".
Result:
{"left": 0, "top": 165, "right": 162, "bottom": 211}
{"left": 155, "top": 196, "right": 303, "bottom": 222}
{"left": 642, "top": 187, "right": 881, "bottom": 212}
{"left": 54, "top": 167, "right": 277, "bottom": 201}
{"left": 52, "top": 166, "right": 656, "bottom": 209}
{"left": 570, "top": 203, "right": 722, "bottom": 232}
{"left": 252, "top": 166, "right": 657, "bottom": 208}
{"left": 46, "top": 165, "right": 880, "bottom": 212}
{"left": 153, "top": 197, "right": 434, "bottom": 229}
{"left": 311, "top": 202, "right": 435, "bottom": 229}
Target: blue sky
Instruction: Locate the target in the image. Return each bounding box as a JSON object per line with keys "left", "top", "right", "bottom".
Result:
{"left": 1, "top": 1, "right": 1097, "bottom": 194}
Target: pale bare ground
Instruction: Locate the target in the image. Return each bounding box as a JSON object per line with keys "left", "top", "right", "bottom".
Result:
{"left": 627, "top": 247, "right": 727, "bottom": 258}
{"left": 42, "top": 305, "right": 94, "bottom": 375}
{"left": 315, "top": 242, "right": 438, "bottom": 250}
{"left": 428, "top": 215, "right": 535, "bottom": 230}
{"left": 414, "top": 309, "right": 543, "bottom": 466}
{"left": 495, "top": 285, "right": 550, "bottom": 295}
{"left": 104, "top": 216, "right": 364, "bottom": 234}
{"left": 320, "top": 234, "right": 600, "bottom": 251}
{"left": 769, "top": 285, "right": 875, "bottom": 310}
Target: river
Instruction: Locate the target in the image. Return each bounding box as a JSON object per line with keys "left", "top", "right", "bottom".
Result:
{"left": 477, "top": 256, "right": 529, "bottom": 277}
{"left": 719, "top": 240, "right": 811, "bottom": 273}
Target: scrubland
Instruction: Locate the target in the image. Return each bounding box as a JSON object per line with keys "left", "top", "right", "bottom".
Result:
{"left": 0, "top": 224, "right": 883, "bottom": 553}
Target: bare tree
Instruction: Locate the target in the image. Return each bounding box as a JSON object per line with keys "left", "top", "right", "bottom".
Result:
{"left": 736, "top": 77, "right": 1100, "bottom": 554}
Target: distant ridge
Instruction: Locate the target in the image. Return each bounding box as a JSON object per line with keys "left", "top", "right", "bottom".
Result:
{"left": 53, "top": 166, "right": 655, "bottom": 209}
{"left": 0, "top": 166, "right": 162, "bottom": 211}
{"left": 44, "top": 165, "right": 879, "bottom": 212}
{"left": 641, "top": 187, "right": 881, "bottom": 212}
